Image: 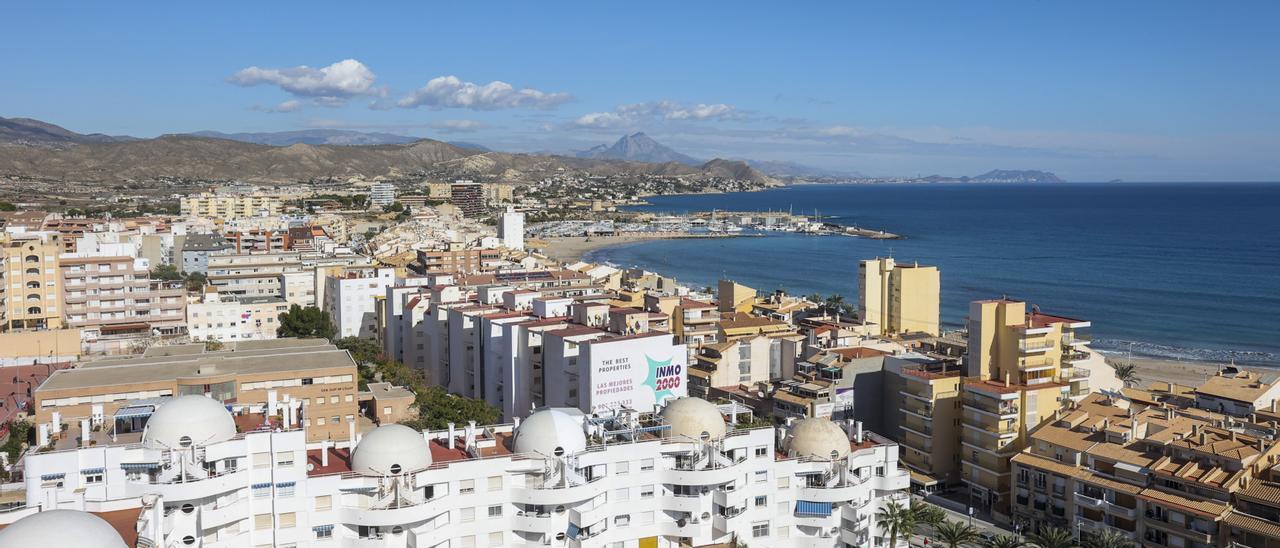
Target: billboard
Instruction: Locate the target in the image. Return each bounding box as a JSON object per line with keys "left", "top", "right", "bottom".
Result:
{"left": 584, "top": 335, "right": 688, "bottom": 414}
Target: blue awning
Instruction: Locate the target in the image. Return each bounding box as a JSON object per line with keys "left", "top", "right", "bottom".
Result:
{"left": 251, "top": 482, "right": 272, "bottom": 489}
{"left": 113, "top": 405, "right": 157, "bottom": 420}
{"left": 340, "top": 486, "right": 377, "bottom": 493}
{"left": 40, "top": 473, "right": 65, "bottom": 481}
{"left": 276, "top": 481, "right": 295, "bottom": 488}
{"left": 796, "top": 500, "right": 833, "bottom": 517}
{"left": 120, "top": 462, "right": 158, "bottom": 471}
{"left": 312, "top": 524, "right": 334, "bottom": 534}
{"left": 81, "top": 467, "right": 105, "bottom": 475}
{"left": 566, "top": 523, "right": 580, "bottom": 539}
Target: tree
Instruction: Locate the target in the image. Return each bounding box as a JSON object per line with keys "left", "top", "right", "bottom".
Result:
{"left": 1029, "top": 526, "right": 1078, "bottom": 548}
{"left": 911, "top": 500, "right": 947, "bottom": 530}
{"left": 982, "top": 534, "right": 1028, "bottom": 548}
{"left": 149, "top": 264, "right": 183, "bottom": 281}
{"left": 184, "top": 271, "right": 207, "bottom": 291}
{"left": 1112, "top": 363, "right": 1140, "bottom": 388}
{"left": 876, "top": 501, "right": 917, "bottom": 547}
{"left": 933, "top": 520, "right": 980, "bottom": 548}
{"left": 402, "top": 385, "right": 501, "bottom": 431}
{"left": 276, "top": 305, "right": 336, "bottom": 340}
{"left": 1080, "top": 530, "right": 1134, "bottom": 548}
{"left": 335, "top": 337, "right": 383, "bottom": 366}
{"left": 0, "top": 201, "right": 16, "bottom": 212}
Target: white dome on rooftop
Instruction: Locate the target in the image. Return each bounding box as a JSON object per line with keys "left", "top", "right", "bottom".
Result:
{"left": 660, "top": 397, "right": 727, "bottom": 441}
{"left": 0, "top": 509, "right": 127, "bottom": 548}
{"left": 513, "top": 409, "right": 586, "bottom": 457}
{"left": 142, "top": 395, "right": 236, "bottom": 449}
{"left": 785, "top": 418, "right": 850, "bottom": 460}
{"left": 351, "top": 424, "right": 432, "bottom": 476}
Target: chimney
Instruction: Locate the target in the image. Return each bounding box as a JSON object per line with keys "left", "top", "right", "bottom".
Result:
{"left": 283, "top": 397, "right": 295, "bottom": 428}
{"left": 465, "top": 421, "right": 477, "bottom": 449}
{"left": 855, "top": 421, "right": 864, "bottom": 444}
{"left": 348, "top": 420, "right": 357, "bottom": 448}
{"left": 448, "top": 422, "right": 456, "bottom": 449}
{"left": 321, "top": 440, "right": 330, "bottom": 467}
{"left": 1004, "top": 371, "right": 1011, "bottom": 388}
{"left": 513, "top": 416, "right": 521, "bottom": 428}
{"left": 1199, "top": 431, "right": 1207, "bottom": 445}
{"left": 38, "top": 424, "right": 49, "bottom": 447}
{"left": 80, "top": 419, "right": 90, "bottom": 448}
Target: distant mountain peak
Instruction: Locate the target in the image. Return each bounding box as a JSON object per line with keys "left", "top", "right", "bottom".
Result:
{"left": 575, "top": 133, "right": 700, "bottom": 165}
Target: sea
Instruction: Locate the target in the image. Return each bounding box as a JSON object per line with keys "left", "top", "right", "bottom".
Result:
{"left": 584, "top": 182, "right": 1280, "bottom": 366}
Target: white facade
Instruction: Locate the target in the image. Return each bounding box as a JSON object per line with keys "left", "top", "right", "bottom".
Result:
{"left": 6, "top": 395, "right": 910, "bottom": 548}
{"left": 370, "top": 182, "right": 397, "bottom": 208}
{"left": 187, "top": 294, "right": 290, "bottom": 342}
{"left": 498, "top": 208, "right": 524, "bottom": 251}
{"left": 323, "top": 267, "right": 396, "bottom": 339}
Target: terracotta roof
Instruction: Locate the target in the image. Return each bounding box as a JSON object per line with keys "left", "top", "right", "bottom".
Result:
{"left": 1138, "top": 487, "right": 1229, "bottom": 518}
{"left": 1196, "top": 372, "right": 1277, "bottom": 404}
{"left": 1237, "top": 481, "right": 1280, "bottom": 506}
{"left": 1224, "top": 510, "right": 1280, "bottom": 540}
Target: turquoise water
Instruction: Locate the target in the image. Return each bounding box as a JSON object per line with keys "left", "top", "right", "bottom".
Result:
{"left": 587, "top": 183, "right": 1280, "bottom": 365}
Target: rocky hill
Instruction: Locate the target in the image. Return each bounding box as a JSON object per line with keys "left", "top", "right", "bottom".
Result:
{"left": 0, "top": 118, "right": 777, "bottom": 187}
{"left": 575, "top": 132, "right": 700, "bottom": 165}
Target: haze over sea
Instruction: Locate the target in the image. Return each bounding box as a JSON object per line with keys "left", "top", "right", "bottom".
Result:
{"left": 586, "top": 183, "right": 1280, "bottom": 365}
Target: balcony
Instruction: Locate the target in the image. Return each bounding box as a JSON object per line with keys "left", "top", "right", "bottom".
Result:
{"left": 1020, "top": 339, "right": 1056, "bottom": 354}
{"left": 963, "top": 394, "right": 1018, "bottom": 417}
{"left": 1074, "top": 491, "right": 1105, "bottom": 509}
{"left": 901, "top": 398, "right": 933, "bottom": 418}
{"left": 1062, "top": 351, "right": 1090, "bottom": 364}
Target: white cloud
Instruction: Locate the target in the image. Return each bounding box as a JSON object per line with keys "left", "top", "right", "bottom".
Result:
{"left": 229, "top": 59, "right": 381, "bottom": 107}
{"left": 250, "top": 100, "right": 302, "bottom": 113}
{"left": 429, "top": 119, "right": 486, "bottom": 133}
{"left": 570, "top": 100, "right": 741, "bottom": 130}
{"left": 398, "top": 75, "right": 571, "bottom": 110}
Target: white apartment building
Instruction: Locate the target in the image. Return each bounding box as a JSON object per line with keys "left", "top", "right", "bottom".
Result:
{"left": 2, "top": 394, "right": 909, "bottom": 548}
{"left": 180, "top": 192, "right": 283, "bottom": 220}
{"left": 370, "top": 182, "right": 397, "bottom": 208}
{"left": 323, "top": 267, "right": 396, "bottom": 339}
{"left": 499, "top": 207, "right": 525, "bottom": 251}
{"left": 207, "top": 252, "right": 303, "bottom": 298}
{"left": 187, "top": 293, "right": 290, "bottom": 342}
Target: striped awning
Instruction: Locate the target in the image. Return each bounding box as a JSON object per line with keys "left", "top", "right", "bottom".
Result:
{"left": 312, "top": 524, "right": 334, "bottom": 534}
{"left": 113, "top": 405, "right": 157, "bottom": 420}
{"left": 40, "top": 473, "right": 65, "bottom": 481}
{"left": 340, "top": 486, "right": 377, "bottom": 493}
{"left": 120, "top": 462, "right": 159, "bottom": 471}
{"left": 81, "top": 467, "right": 105, "bottom": 475}
{"left": 251, "top": 482, "right": 272, "bottom": 490}
{"left": 795, "top": 500, "right": 833, "bottom": 517}
{"left": 276, "top": 481, "right": 296, "bottom": 488}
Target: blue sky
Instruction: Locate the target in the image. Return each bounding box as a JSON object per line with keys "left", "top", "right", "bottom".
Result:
{"left": 5, "top": 2, "right": 1279, "bottom": 181}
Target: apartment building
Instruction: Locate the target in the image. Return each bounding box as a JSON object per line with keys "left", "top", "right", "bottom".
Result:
{"left": 688, "top": 333, "right": 802, "bottom": 398}
{"left": 180, "top": 192, "right": 283, "bottom": 220}
{"left": 370, "top": 181, "right": 397, "bottom": 207}
{"left": 187, "top": 292, "right": 290, "bottom": 342}
{"left": 498, "top": 207, "right": 524, "bottom": 250}
{"left": 449, "top": 181, "right": 486, "bottom": 217}
{"left": 858, "top": 257, "right": 941, "bottom": 337}
{"left": 1009, "top": 392, "right": 1280, "bottom": 547}
{"left": 0, "top": 230, "right": 64, "bottom": 330}
{"left": 1192, "top": 368, "right": 1280, "bottom": 416}
{"left": 2, "top": 395, "right": 910, "bottom": 548}
{"left": 410, "top": 245, "right": 503, "bottom": 275}
{"left": 32, "top": 338, "right": 359, "bottom": 443}
{"left": 893, "top": 357, "right": 964, "bottom": 491}
{"left": 322, "top": 267, "right": 396, "bottom": 339}
{"left": 206, "top": 251, "right": 303, "bottom": 298}
{"left": 224, "top": 228, "right": 291, "bottom": 253}
{"left": 60, "top": 255, "right": 186, "bottom": 344}
{"left": 178, "top": 233, "right": 233, "bottom": 274}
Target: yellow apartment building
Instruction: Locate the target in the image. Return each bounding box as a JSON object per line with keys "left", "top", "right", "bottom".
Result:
{"left": 858, "top": 257, "right": 941, "bottom": 337}
{"left": 180, "top": 192, "right": 283, "bottom": 220}
{"left": 1, "top": 231, "right": 65, "bottom": 330}
{"left": 896, "top": 361, "right": 964, "bottom": 491}
{"left": 962, "top": 298, "right": 1093, "bottom": 521}
{"left": 717, "top": 279, "right": 757, "bottom": 313}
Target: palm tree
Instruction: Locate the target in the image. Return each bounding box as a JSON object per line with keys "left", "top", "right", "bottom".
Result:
{"left": 1029, "top": 526, "right": 1078, "bottom": 548}
{"left": 876, "top": 501, "right": 917, "bottom": 547}
{"left": 1080, "top": 529, "right": 1134, "bottom": 548}
{"left": 1112, "top": 363, "right": 1140, "bottom": 388}
{"left": 933, "top": 519, "right": 980, "bottom": 548}
{"left": 911, "top": 499, "right": 947, "bottom": 531}
{"left": 982, "top": 534, "right": 1028, "bottom": 548}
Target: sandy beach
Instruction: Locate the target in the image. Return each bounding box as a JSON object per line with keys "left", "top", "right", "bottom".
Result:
{"left": 534, "top": 233, "right": 752, "bottom": 263}
{"left": 1100, "top": 352, "right": 1274, "bottom": 388}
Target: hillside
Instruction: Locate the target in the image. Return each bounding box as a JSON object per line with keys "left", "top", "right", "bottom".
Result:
{"left": 575, "top": 132, "right": 700, "bottom": 165}
{"left": 187, "top": 129, "right": 420, "bottom": 146}
{"left": 0, "top": 119, "right": 777, "bottom": 186}
{"left": 0, "top": 117, "right": 135, "bottom": 147}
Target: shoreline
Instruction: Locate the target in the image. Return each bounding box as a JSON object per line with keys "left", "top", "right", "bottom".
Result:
{"left": 1100, "top": 352, "right": 1274, "bottom": 388}
{"left": 535, "top": 233, "right": 755, "bottom": 263}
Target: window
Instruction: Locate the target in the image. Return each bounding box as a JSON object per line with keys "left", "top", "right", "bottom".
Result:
{"left": 277, "top": 482, "right": 296, "bottom": 497}
{"left": 755, "top": 446, "right": 768, "bottom": 457}
{"left": 460, "top": 507, "right": 475, "bottom": 522}
{"left": 314, "top": 495, "right": 331, "bottom": 510}
{"left": 278, "top": 512, "right": 296, "bottom": 529}
{"left": 330, "top": 395, "right": 339, "bottom": 404}
{"left": 276, "top": 453, "right": 295, "bottom": 467}
{"left": 83, "top": 472, "right": 104, "bottom": 484}
{"left": 754, "top": 470, "right": 767, "bottom": 483}
{"left": 777, "top": 476, "right": 790, "bottom": 489}
{"left": 488, "top": 505, "right": 502, "bottom": 518}
{"left": 488, "top": 476, "right": 503, "bottom": 491}
{"left": 614, "top": 514, "right": 630, "bottom": 526}
{"left": 314, "top": 525, "right": 333, "bottom": 539}
{"left": 615, "top": 487, "right": 630, "bottom": 501}
{"left": 616, "top": 461, "right": 630, "bottom": 475}
{"left": 640, "top": 485, "right": 654, "bottom": 499}
{"left": 640, "top": 511, "right": 655, "bottom": 525}
{"left": 459, "top": 479, "right": 475, "bottom": 494}
{"left": 459, "top": 536, "right": 476, "bottom": 548}
{"left": 488, "top": 532, "right": 503, "bottom": 547}
{"left": 752, "top": 522, "right": 769, "bottom": 538}
{"left": 755, "top": 495, "right": 767, "bottom": 507}
{"left": 252, "top": 452, "right": 271, "bottom": 469}
{"left": 314, "top": 397, "right": 324, "bottom": 406}
{"left": 253, "top": 484, "right": 271, "bottom": 498}
{"left": 254, "top": 514, "right": 273, "bottom": 530}
{"left": 317, "top": 417, "right": 326, "bottom": 426}
{"left": 640, "top": 458, "right": 654, "bottom": 471}
{"left": 383, "top": 406, "right": 392, "bottom": 416}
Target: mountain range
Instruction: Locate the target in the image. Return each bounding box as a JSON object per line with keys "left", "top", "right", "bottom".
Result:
{"left": 575, "top": 132, "right": 701, "bottom": 165}
{"left": 913, "top": 170, "right": 1065, "bottom": 183}
{"left": 0, "top": 117, "right": 776, "bottom": 186}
